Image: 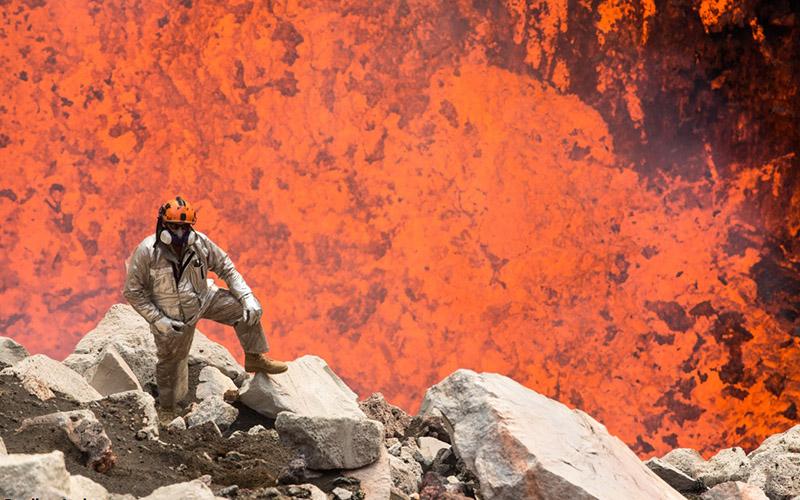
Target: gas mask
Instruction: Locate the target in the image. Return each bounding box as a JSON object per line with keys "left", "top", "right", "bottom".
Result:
{"left": 157, "top": 220, "right": 196, "bottom": 247}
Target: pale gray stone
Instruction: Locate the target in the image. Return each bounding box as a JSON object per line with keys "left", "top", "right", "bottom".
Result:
{"left": 645, "top": 457, "right": 704, "bottom": 492}
{"left": 239, "top": 355, "right": 363, "bottom": 419}
{"left": 140, "top": 477, "right": 218, "bottom": 499}
{"left": 749, "top": 425, "right": 800, "bottom": 459}
{"left": 333, "top": 486, "right": 354, "bottom": 500}
{"left": 167, "top": 417, "right": 187, "bottom": 432}
{"left": 420, "top": 369, "right": 685, "bottom": 500}
{"left": 107, "top": 390, "right": 160, "bottom": 440}
{"left": 0, "top": 336, "right": 29, "bottom": 367}
{"left": 276, "top": 412, "right": 384, "bottom": 469}
{"left": 662, "top": 447, "right": 705, "bottom": 478}
{"left": 0, "top": 450, "right": 71, "bottom": 500}
{"left": 695, "top": 447, "right": 751, "bottom": 488}
{"left": 69, "top": 475, "right": 110, "bottom": 499}
{"left": 196, "top": 365, "right": 237, "bottom": 401}
{"left": 389, "top": 449, "right": 423, "bottom": 495}
{"left": 89, "top": 346, "right": 142, "bottom": 396}
{"left": 0, "top": 437, "right": 5, "bottom": 455}
{"left": 748, "top": 451, "right": 800, "bottom": 498}
{"left": 247, "top": 424, "right": 268, "bottom": 435}
{"left": 349, "top": 447, "right": 393, "bottom": 500}
{"left": 1, "top": 355, "right": 102, "bottom": 403}
{"left": 186, "top": 396, "right": 238, "bottom": 431}
{"left": 416, "top": 436, "right": 450, "bottom": 467}
{"left": 702, "top": 480, "right": 768, "bottom": 500}
{"left": 189, "top": 333, "right": 246, "bottom": 387}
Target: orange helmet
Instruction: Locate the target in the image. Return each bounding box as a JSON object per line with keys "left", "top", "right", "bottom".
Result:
{"left": 158, "top": 196, "right": 197, "bottom": 225}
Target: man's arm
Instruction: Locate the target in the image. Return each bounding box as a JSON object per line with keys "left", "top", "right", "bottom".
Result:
{"left": 122, "top": 243, "right": 165, "bottom": 324}
{"left": 204, "top": 236, "right": 253, "bottom": 301}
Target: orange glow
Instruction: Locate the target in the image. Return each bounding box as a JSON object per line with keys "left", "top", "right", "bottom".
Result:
{"left": 1, "top": 0, "right": 798, "bottom": 459}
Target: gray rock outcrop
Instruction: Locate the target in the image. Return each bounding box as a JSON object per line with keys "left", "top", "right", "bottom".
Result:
{"left": 0, "top": 336, "right": 29, "bottom": 367}
{"left": 89, "top": 346, "right": 143, "bottom": 396}
{"left": 1, "top": 355, "right": 102, "bottom": 403}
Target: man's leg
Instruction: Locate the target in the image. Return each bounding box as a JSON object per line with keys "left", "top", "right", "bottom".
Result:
{"left": 150, "top": 323, "right": 196, "bottom": 409}
{"left": 201, "top": 288, "right": 287, "bottom": 374}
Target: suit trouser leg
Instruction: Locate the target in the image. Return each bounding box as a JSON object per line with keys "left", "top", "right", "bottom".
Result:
{"left": 151, "top": 323, "right": 196, "bottom": 409}
{"left": 201, "top": 288, "right": 269, "bottom": 354}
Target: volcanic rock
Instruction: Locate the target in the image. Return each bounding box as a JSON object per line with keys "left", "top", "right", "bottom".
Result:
{"left": 139, "top": 476, "right": 217, "bottom": 499}
{"left": 0, "top": 336, "right": 29, "bottom": 367}
{"left": 404, "top": 412, "right": 451, "bottom": 444}
{"left": 0, "top": 450, "right": 74, "bottom": 499}
{"left": 419, "top": 369, "right": 685, "bottom": 500}
{"left": 661, "top": 447, "right": 706, "bottom": 477}
{"left": 359, "top": 392, "right": 412, "bottom": 439}
{"left": 106, "top": 390, "right": 160, "bottom": 440}
{"left": 239, "top": 355, "right": 363, "bottom": 418}
{"left": 416, "top": 436, "right": 450, "bottom": 469}
{"left": 695, "top": 447, "right": 751, "bottom": 488}
{"left": 701, "top": 480, "right": 768, "bottom": 500}
{"left": 348, "top": 447, "right": 393, "bottom": 500}
{"left": 89, "top": 345, "right": 142, "bottom": 396}
{"left": 275, "top": 412, "right": 384, "bottom": 469}
{"left": 1, "top": 354, "right": 103, "bottom": 403}
{"left": 167, "top": 416, "right": 187, "bottom": 432}
{"left": 197, "top": 365, "right": 238, "bottom": 401}
{"left": 69, "top": 475, "right": 110, "bottom": 499}
{"left": 748, "top": 451, "right": 800, "bottom": 498}
{"left": 645, "top": 456, "right": 704, "bottom": 492}
{"left": 185, "top": 396, "right": 239, "bottom": 431}
{"left": 389, "top": 446, "right": 423, "bottom": 496}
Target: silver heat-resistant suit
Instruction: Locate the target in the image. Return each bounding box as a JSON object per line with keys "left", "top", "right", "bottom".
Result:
{"left": 123, "top": 231, "right": 269, "bottom": 408}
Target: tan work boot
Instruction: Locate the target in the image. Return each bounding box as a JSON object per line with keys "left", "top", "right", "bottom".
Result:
{"left": 245, "top": 352, "right": 289, "bottom": 374}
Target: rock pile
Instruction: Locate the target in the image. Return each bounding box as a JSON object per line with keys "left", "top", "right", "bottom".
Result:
{"left": 1, "top": 304, "right": 797, "bottom": 499}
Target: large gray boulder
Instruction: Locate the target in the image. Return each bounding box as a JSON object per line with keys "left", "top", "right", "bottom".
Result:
{"left": 64, "top": 304, "right": 246, "bottom": 389}
{"left": 661, "top": 447, "right": 705, "bottom": 477}
{"left": 276, "top": 412, "right": 384, "bottom": 469}
{"left": 243, "top": 355, "right": 384, "bottom": 469}
{"left": 1, "top": 355, "right": 102, "bottom": 403}
{"left": 140, "top": 476, "right": 219, "bottom": 499}
{"left": 747, "top": 425, "right": 800, "bottom": 498}
{"left": 239, "top": 355, "right": 362, "bottom": 418}
{"left": 185, "top": 396, "right": 238, "bottom": 431}
{"left": 0, "top": 336, "right": 29, "bottom": 367}
{"left": 196, "top": 365, "right": 237, "bottom": 401}
{"left": 419, "top": 369, "right": 685, "bottom": 500}
{"left": 0, "top": 450, "right": 71, "bottom": 499}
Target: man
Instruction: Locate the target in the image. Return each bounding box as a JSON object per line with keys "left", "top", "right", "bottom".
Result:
{"left": 123, "top": 196, "right": 287, "bottom": 417}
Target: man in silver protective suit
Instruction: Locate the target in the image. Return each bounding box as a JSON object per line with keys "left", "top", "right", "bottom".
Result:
{"left": 123, "top": 196, "right": 288, "bottom": 417}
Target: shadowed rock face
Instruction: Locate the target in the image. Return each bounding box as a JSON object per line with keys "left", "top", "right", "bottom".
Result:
{"left": 0, "top": 0, "right": 798, "bottom": 458}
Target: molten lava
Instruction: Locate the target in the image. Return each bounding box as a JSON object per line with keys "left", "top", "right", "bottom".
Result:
{"left": 1, "top": 0, "right": 798, "bottom": 458}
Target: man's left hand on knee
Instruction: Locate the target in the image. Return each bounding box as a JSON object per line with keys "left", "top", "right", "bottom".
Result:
{"left": 241, "top": 293, "right": 263, "bottom": 326}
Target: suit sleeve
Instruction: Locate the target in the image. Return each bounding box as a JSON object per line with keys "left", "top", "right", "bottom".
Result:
{"left": 122, "top": 243, "right": 165, "bottom": 324}
{"left": 204, "top": 236, "right": 253, "bottom": 301}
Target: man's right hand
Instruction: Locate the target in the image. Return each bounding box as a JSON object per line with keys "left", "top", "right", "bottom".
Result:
{"left": 154, "top": 316, "right": 185, "bottom": 336}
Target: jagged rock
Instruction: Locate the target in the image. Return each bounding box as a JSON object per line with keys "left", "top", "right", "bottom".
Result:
{"left": 1, "top": 355, "right": 103, "bottom": 403}
{"left": 389, "top": 442, "right": 423, "bottom": 496}
{"left": 19, "top": 374, "right": 56, "bottom": 401}
{"left": 701, "top": 480, "right": 768, "bottom": 499}
{"left": 276, "top": 412, "right": 384, "bottom": 469}
{"left": 0, "top": 336, "right": 29, "bottom": 367}
{"left": 429, "top": 447, "right": 459, "bottom": 477}
{"left": 17, "top": 409, "right": 116, "bottom": 472}
{"left": 333, "top": 486, "right": 354, "bottom": 500}
{"left": 197, "top": 365, "right": 238, "bottom": 401}
{"left": 662, "top": 448, "right": 705, "bottom": 477}
{"left": 277, "top": 456, "right": 323, "bottom": 485}
{"left": 749, "top": 425, "right": 800, "bottom": 459}
{"left": 89, "top": 346, "right": 142, "bottom": 396}
{"left": 349, "top": 447, "right": 393, "bottom": 500}
{"left": 64, "top": 304, "right": 246, "bottom": 390}
{"left": 186, "top": 396, "right": 238, "bottom": 431}
{"left": 0, "top": 450, "right": 72, "bottom": 499}
{"left": 247, "top": 424, "right": 269, "bottom": 435}
{"left": 404, "top": 412, "right": 451, "bottom": 444}
{"left": 70, "top": 475, "right": 110, "bottom": 499}
{"left": 240, "top": 355, "right": 363, "bottom": 419}
{"left": 416, "top": 437, "right": 450, "bottom": 469}
{"left": 167, "top": 417, "right": 187, "bottom": 432}
{"left": 419, "top": 369, "right": 685, "bottom": 500}
{"left": 140, "top": 476, "right": 217, "bottom": 499}
{"left": 695, "top": 447, "right": 751, "bottom": 488}
{"left": 107, "top": 390, "right": 160, "bottom": 440}
{"left": 360, "top": 393, "right": 412, "bottom": 439}
{"left": 747, "top": 451, "right": 800, "bottom": 498}
{"left": 645, "top": 456, "right": 705, "bottom": 492}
